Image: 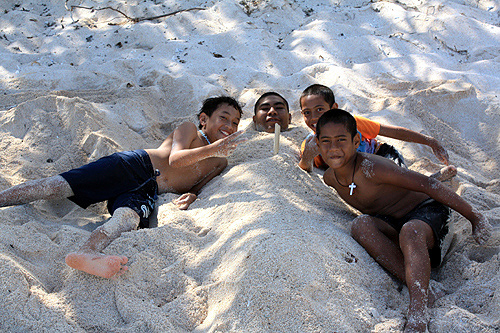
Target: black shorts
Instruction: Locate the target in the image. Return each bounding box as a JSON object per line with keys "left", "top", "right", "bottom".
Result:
{"left": 374, "top": 199, "right": 450, "bottom": 267}
{"left": 60, "top": 149, "right": 158, "bottom": 228}
{"left": 376, "top": 143, "right": 407, "bottom": 168}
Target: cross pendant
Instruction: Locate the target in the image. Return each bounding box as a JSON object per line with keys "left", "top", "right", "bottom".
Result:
{"left": 349, "top": 182, "right": 356, "bottom": 195}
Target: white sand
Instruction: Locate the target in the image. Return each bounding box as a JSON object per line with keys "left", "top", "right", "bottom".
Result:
{"left": 0, "top": 0, "right": 499, "bottom": 331}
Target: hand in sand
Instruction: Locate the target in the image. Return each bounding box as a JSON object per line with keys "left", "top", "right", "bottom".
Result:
{"left": 429, "top": 139, "right": 449, "bottom": 165}
{"left": 174, "top": 193, "right": 197, "bottom": 210}
{"left": 472, "top": 214, "right": 492, "bottom": 245}
{"left": 430, "top": 165, "right": 457, "bottom": 182}
{"left": 65, "top": 252, "right": 128, "bottom": 279}
{"left": 212, "top": 131, "right": 248, "bottom": 157}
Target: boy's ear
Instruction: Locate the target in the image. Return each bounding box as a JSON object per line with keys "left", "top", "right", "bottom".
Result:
{"left": 353, "top": 132, "right": 360, "bottom": 148}
{"left": 332, "top": 102, "right": 339, "bottom": 109}
{"left": 199, "top": 113, "right": 209, "bottom": 128}
{"left": 288, "top": 113, "right": 292, "bottom": 122}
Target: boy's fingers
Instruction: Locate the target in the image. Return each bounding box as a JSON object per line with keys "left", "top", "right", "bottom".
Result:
{"left": 434, "top": 146, "right": 449, "bottom": 165}
{"left": 232, "top": 137, "right": 249, "bottom": 145}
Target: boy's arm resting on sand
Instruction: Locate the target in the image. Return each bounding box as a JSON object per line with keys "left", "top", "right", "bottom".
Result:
{"left": 375, "top": 161, "right": 491, "bottom": 244}
{"left": 169, "top": 123, "right": 245, "bottom": 168}
{"left": 378, "top": 123, "right": 449, "bottom": 165}
{"left": 173, "top": 160, "right": 228, "bottom": 210}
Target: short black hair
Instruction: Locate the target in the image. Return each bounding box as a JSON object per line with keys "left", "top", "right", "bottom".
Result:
{"left": 300, "top": 84, "right": 336, "bottom": 108}
{"left": 198, "top": 96, "right": 243, "bottom": 129}
{"left": 316, "top": 108, "right": 357, "bottom": 140}
{"left": 254, "top": 92, "right": 289, "bottom": 115}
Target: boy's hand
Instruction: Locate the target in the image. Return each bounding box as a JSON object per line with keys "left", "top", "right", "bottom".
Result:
{"left": 298, "top": 135, "right": 319, "bottom": 172}
{"left": 302, "top": 134, "right": 319, "bottom": 160}
{"left": 174, "top": 193, "right": 197, "bottom": 210}
{"left": 429, "top": 139, "right": 449, "bottom": 165}
{"left": 212, "top": 131, "right": 248, "bottom": 157}
{"left": 472, "top": 214, "right": 492, "bottom": 245}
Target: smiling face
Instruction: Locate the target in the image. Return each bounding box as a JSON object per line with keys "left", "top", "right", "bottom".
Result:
{"left": 316, "top": 122, "right": 359, "bottom": 169}
{"left": 199, "top": 103, "right": 241, "bottom": 142}
{"left": 253, "top": 95, "right": 291, "bottom": 133}
{"left": 300, "top": 94, "right": 338, "bottom": 133}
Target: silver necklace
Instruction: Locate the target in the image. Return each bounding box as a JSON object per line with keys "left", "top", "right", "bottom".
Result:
{"left": 199, "top": 130, "right": 211, "bottom": 144}
{"left": 334, "top": 154, "right": 358, "bottom": 195}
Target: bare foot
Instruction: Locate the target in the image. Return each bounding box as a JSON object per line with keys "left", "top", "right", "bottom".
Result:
{"left": 173, "top": 193, "right": 197, "bottom": 210}
{"left": 472, "top": 215, "right": 492, "bottom": 245}
{"left": 65, "top": 252, "right": 128, "bottom": 279}
{"left": 430, "top": 165, "right": 457, "bottom": 182}
{"left": 404, "top": 301, "right": 429, "bottom": 333}
{"left": 404, "top": 312, "right": 428, "bottom": 333}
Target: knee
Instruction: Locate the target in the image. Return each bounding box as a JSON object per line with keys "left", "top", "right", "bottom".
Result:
{"left": 351, "top": 215, "right": 375, "bottom": 241}
{"left": 399, "top": 221, "right": 433, "bottom": 246}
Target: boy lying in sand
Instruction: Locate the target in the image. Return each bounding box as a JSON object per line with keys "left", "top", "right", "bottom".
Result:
{"left": 0, "top": 96, "right": 245, "bottom": 279}
{"left": 299, "top": 84, "right": 454, "bottom": 181}
{"left": 315, "top": 109, "right": 491, "bottom": 332}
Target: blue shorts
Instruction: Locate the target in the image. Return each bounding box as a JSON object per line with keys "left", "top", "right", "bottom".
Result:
{"left": 374, "top": 199, "right": 450, "bottom": 267}
{"left": 60, "top": 149, "right": 158, "bottom": 228}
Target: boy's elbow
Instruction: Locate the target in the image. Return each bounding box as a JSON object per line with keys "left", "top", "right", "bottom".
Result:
{"left": 298, "top": 159, "right": 313, "bottom": 172}
{"left": 168, "top": 156, "right": 181, "bottom": 168}
{"left": 220, "top": 158, "right": 228, "bottom": 169}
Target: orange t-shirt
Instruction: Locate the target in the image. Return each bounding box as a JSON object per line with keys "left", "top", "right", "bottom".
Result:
{"left": 300, "top": 116, "right": 381, "bottom": 170}
{"left": 355, "top": 115, "right": 380, "bottom": 141}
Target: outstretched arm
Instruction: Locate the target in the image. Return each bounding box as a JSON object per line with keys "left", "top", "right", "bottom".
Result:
{"left": 377, "top": 162, "right": 491, "bottom": 244}
{"left": 168, "top": 122, "right": 245, "bottom": 168}
{"left": 378, "top": 124, "right": 449, "bottom": 165}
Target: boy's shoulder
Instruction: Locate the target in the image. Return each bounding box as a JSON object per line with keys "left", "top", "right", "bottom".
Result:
{"left": 173, "top": 121, "right": 199, "bottom": 137}
{"left": 359, "top": 152, "right": 397, "bottom": 175}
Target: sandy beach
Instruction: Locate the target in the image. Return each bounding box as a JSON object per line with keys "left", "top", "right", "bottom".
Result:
{"left": 0, "top": 0, "right": 499, "bottom": 331}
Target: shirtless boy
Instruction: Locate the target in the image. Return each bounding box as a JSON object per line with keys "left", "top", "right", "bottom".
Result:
{"left": 252, "top": 92, "right": 291, "bottom": 133}
{"left": 299, "top": 84, "right": 454, "bottom": 181}
{"left": 316, "top": 109, "right": 491, "bottom": 332}
{"left": 0, "top": 96, "right": 245, "bottom": 279}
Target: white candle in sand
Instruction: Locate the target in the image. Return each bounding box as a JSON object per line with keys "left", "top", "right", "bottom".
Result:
{"left": 273, "top": 123, "right": 281, "bottom": 155}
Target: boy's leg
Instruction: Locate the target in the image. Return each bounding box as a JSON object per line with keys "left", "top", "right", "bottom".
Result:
{"left": 350, "top": 215, "right": 405, "bottom": 281}
{"left": 398, "top": 220, "right": 435, "bottom": 332}
{"left": 65, "top": 207, "right": 140, "bottom": 279}
{"left": 0, "top": 175, "right": 73, "bottom": 207}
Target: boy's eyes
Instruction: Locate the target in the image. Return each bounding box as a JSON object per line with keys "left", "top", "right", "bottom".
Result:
{"left": 301, "top": 108, "right": 325, "bottom": 117}
{"left": 319, "top": 138, "right": 346, "bottom": 144}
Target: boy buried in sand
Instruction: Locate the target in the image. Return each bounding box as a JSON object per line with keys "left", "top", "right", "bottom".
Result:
{"left": 0, "top": 96, "right": 246, "bottom": 279}
{"left": 315, "top": 109, "right": 492, "bottom": 332}
{"left": 252, "top": 91, "right": 292, "bottom": 133}
{"left": 299, "top": 84, "right": 456, "bottom": 181}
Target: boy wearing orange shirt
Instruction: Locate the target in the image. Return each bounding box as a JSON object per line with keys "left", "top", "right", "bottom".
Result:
{"left": 298, "top": 84, "right": 453, "bottom": 180}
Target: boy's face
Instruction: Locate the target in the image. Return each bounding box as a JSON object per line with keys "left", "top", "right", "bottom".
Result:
{"left": 300, "top": 95, "right": 338, "bottom": 132}
{"left": 200, "top": 103, "right": 241, "bottom": 142}
{"left": 253, "top": 95, "right": 291, "bottom": 133}
{"left": 316, "top": 122, "right": 359, "bottom": 169}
